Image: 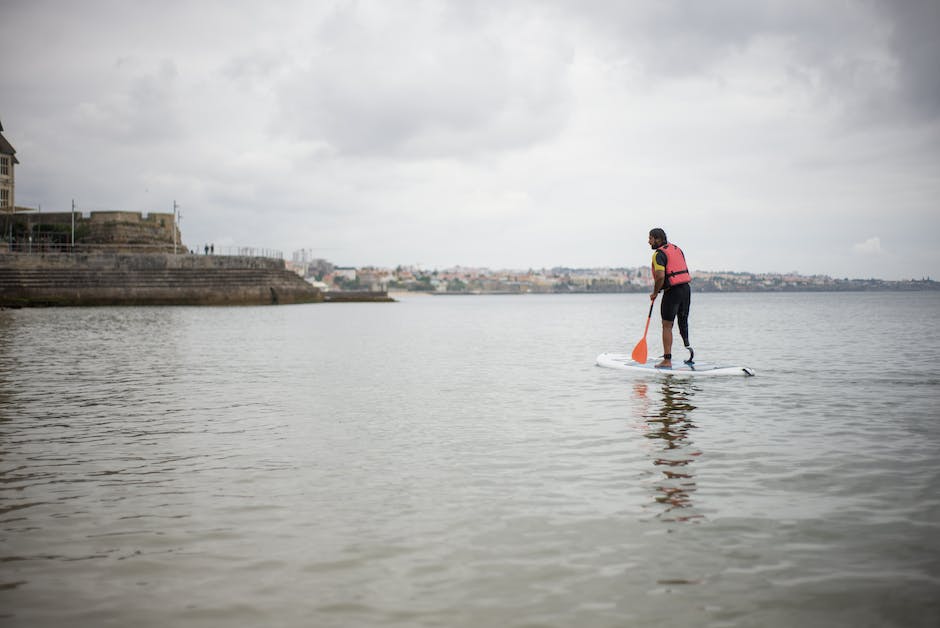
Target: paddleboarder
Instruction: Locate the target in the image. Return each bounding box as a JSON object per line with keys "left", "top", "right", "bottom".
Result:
{"left": 648, "top": 228, "right": 693, "bottom": 368}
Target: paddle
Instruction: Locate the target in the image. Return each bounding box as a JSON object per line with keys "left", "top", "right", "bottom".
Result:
{"left": 631, "top": 297, "right": 656, "bottom": 364}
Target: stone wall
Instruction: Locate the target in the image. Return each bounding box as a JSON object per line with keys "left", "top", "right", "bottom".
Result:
{"left": 0, "top": 252, "right": 323, "bottom": 307}
{"left": 1, "top": 210, "right": 182, "bottom": 253}
{"left": 1, "top": 251, "right": 285, "bottom": 271}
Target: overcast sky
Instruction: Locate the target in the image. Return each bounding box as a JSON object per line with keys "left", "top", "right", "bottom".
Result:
{"left": 2, "top": 0, "right": 938, "bottom": 279}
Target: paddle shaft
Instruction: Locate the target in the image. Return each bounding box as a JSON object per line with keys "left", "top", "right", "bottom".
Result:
{"left": 631, "top": 297, "right": 657, "bottom": 363}
{"left": 642, "top": 299, "right": 655, "bottom": 337}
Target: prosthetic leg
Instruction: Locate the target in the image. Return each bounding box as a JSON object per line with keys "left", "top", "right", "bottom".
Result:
{"left": 678, "top": 317, "right": 694, "bottom": 364}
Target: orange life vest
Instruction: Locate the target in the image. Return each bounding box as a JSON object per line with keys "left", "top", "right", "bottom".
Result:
{"left": 654, "top": 242, "right": 691, "bottom": 288}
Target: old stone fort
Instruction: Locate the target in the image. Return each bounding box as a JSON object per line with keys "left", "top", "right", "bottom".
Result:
{"left": 0, "top": 120, "right": 326, "bottom": 306}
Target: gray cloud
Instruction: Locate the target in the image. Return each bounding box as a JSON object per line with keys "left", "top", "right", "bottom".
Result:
{"left": 873, "top": 0, "right": 940, "bottom": 120}
{"left": 72, "top": 59, "right": 184, "bottom": 143}
{"left": 547, "top": 1, "right": 847, "bottom": 70}
{"left": 272, "top": 4, "right": 573, "bottom": 158}
{"left": 550, "top": 0, "right": 922, "bottom": 126}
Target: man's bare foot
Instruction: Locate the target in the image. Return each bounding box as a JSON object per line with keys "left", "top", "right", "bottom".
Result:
{"left": 654, "top": 359, "right": 672, "bottom": 369}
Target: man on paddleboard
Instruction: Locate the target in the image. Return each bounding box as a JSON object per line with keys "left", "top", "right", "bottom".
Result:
{"left": 649, "top": 228, "right": 693, "bottom": 368}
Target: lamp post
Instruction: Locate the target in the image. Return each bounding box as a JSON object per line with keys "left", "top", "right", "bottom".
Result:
{"left": 173, "top": 200, "right": 179, "bottom": 254}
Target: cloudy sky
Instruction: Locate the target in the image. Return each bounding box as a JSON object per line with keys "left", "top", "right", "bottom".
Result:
{"left": 2, "top": 0, "right": 938, "bottom": 279}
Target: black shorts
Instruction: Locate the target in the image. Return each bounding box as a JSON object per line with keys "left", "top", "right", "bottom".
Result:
{"left": 660, "top": 282, "right": 691, "bottom": 323}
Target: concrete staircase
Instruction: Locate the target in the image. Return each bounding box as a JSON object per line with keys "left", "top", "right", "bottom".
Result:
{"left": 0, "top": 253, "right": 323, "bottom": 306}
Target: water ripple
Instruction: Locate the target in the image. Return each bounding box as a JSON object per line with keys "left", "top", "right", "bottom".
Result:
{"left": 1, "top": 296, "right": 939, "bottom": 627}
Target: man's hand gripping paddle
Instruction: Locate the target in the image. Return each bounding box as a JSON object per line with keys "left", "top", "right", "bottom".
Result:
{"left": 631, "top": 297, "right": 656, "bottom": 364}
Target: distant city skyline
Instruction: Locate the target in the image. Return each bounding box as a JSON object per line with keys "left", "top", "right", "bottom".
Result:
{"left": 3, "top": 1, "right": 939, "bottom": 280}
{"left": 286, "top": 253, "right": 937, "bottom": 285}
{"left": 285, "top": 257, "right": 937, "bottom": 293}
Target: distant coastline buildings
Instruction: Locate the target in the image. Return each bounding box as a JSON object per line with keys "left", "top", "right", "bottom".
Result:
{"left": 286, "top": 256, "right": 938, "bottom": 294}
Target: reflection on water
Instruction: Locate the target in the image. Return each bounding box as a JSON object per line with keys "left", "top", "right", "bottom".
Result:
{"left": 632, "top": 379, "right": 702, "bottom": 523}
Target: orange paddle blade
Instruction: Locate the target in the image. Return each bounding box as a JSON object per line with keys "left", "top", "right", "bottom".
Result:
{"left": 631, "top": 299, "right": 656, "bottom": 363}
{"left": 631, "top": 338, "right": 648, "bottom": 364}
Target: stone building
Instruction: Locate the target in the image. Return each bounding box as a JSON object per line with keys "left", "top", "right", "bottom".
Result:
{"left": 4, "top": 210, "right": 183, "bottom": 254}
{"left": 0, "top": 119, "right": 17, "bottom": 212}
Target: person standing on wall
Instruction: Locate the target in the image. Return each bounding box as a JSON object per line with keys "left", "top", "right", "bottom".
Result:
{"left": 648, "top": 228, "right": 693, "bottom": 368}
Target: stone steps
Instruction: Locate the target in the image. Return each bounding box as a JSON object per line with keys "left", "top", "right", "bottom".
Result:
{"left": 0, "top": 268, "right": 289, "bottom": 285}
{"left": 0, "top": 258, "right": 323, "bottom": 306}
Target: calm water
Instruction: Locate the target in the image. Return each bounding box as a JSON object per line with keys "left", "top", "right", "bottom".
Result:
{"left": 1, "top": 292, "right": 938, "bottom": 627}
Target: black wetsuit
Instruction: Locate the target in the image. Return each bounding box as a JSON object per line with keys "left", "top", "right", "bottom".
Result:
{"left": 653, "top": 249, "right": 691, "bottom": 348}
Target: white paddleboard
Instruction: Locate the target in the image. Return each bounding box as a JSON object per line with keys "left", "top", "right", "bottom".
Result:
{"left": 596, "top": 353, "right": 755, "bottom": 377}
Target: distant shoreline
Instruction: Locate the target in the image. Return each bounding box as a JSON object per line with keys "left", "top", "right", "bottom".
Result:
{"left": 383, "top": 281, "right": 940, "bottom": 296}
{"left": 354, "top": 267, "right": 938, "bottom": 296}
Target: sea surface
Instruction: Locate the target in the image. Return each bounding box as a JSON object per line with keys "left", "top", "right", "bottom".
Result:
{"left": 1, "top": 292, "right": 938, "bottom": 627}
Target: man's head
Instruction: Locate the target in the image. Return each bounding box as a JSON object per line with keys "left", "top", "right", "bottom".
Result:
{"left": 649, "top": 228, "right": 667, "bottom": 249}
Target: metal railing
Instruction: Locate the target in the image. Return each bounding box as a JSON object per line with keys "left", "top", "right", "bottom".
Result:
{"left": 1, "top": 240, "right": 283, "bottom": 259}
{"left": 217, "top": 246, "right": 283, "bottom": 260}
